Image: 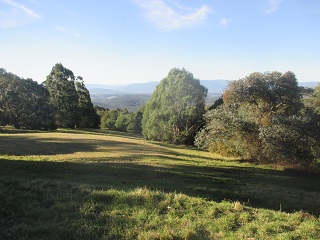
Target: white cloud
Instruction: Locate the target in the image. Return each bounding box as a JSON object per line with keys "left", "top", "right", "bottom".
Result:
{"left": 54, "top": 26, "right": 80, "bottom": 38}
{"left": 133, "top": 0, "right": 211, "bottom": 31}
{"left": 0, "top": 0, "right": 40, "bottom": 18}
{"left": 0, "top": 0, "right": 41, "bottom": 28}
{"left": 219, "top": 17, "right": 231, "bottom": 28}
{"left": 266, "top": 0, "right": 283, "bottom": 14}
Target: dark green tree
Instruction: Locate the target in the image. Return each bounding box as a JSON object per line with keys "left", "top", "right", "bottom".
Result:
{"left": 304, "top": 83, "right": 320, "bottom": 114}
{"left": 208, "top": 97, "right": 223, "bottom": 110}
{"left": 100, "top": 109, "right": 120, "bottom": 130}
{"left": 142, "top": 68, "right": 207, "bottom": 144}
{"left": 124, "top": 110, "right": 143, "bottom": 134}
{"left": 132, "top": 110, "right": 143, "bottom": 134}
{"left": 43, "top": 63, "right": 79, "bottom": 128}
{"left": 301, "top": 83, "right": 320, "bottom": 159}
{"left": 75, "top": 76, "right": 100, "bottom": 128}
{"left": 125, "top": 112, "right": 135, "bottom": 133}
{"left": 100, "top": 108, "right": 143, "bottom": 134}
{"left": 0, "top": 68, "right": 13, "bottom": 126}
{"left": 0, "top": 68, "right": 55, "bottom": 130}
{"left": 114, "top": 109, "right": 130, "bottom": 132}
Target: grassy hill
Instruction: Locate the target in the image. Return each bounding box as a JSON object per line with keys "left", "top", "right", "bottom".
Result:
{"left": 0, "top": 129, "right": 319, "bottom": 239}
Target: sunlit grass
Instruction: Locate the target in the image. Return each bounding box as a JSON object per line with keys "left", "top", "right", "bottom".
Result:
{"left": 0, "top": 128, "right": 319, "bottom": 239}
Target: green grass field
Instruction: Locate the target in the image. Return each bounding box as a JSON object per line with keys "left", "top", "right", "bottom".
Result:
{"left": 0, "top": 129, "right": 319, "bottom": 239}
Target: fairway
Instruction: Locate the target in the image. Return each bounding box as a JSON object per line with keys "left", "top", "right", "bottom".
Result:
{"left": 1, "top": 129, "right": 319, "bottom": 239}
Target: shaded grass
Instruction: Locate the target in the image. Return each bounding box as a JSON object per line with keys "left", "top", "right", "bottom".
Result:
{"left": 0, "top": 128, "right": 320, "bottom": 239}
{"left": 1, "top": 180, "right": 319, "bottom": 239}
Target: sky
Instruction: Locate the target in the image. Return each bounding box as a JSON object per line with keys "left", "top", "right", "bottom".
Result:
{"left": 0, "top": 0, "right": 320, "bottom": 85}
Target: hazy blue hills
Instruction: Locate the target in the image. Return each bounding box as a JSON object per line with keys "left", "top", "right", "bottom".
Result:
{"left": 87, "top": 82, "right": 159, "bottom": 95}
{"left": 87, "top": 80, "right": 229, "bottom": 111}
{"left": 92, "top": 93, "right": 151, "bottom": 112}
{"left": 89, "top": 88, "right": 124, "bottom": 95}
{"left": 300, "top": 81, "right": 319, "bottom": 88}
{"left": 200, "top": 80, "right": 231, "bottom": 93}
{"left": 87, "top": 80, "right": 318, "bottom": 95}
{"left": 87, "top": 80, "right": 230, "bottom": 94}
{"left": 88, "top": 80, "right": 319, "bottom": 111}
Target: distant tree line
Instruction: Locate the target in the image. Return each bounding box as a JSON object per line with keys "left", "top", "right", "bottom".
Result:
{"left": 92, "top": 94, "right": 151, "bottom": 112}
{"left": 99, "top": 108, "right": 143, "bottom": 134}
{"left": 1, "top": 65, "right": 319, "bottom": 165}
{"left": 0, "top": 63, "right": 99, "bottom": 130}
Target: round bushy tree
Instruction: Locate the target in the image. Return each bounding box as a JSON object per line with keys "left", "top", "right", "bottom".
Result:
{"left": 196, "top": 71, "right": 319, "bottom": 164}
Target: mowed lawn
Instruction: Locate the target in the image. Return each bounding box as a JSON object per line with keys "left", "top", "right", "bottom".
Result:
{"left": 0, "top": 129, "right": 319, "bottom": 239}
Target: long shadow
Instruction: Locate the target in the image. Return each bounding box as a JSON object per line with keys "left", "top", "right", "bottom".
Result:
{"left": 151, "top": 141, "right": 237, "bottom": 162}
{"left": 0, "top": 135, "right": 143, "bottom": 156}
{"left": 1, "top": 130, "right": 319, "bottom": 214}
{"left": 1, "top": 156, "right": 319, "bottom": 215}
{"left": 0, "top": 132, "right": 206, "bottom": 160}
{"left": 0, "top": 176, "right": 140, "bottom": 239}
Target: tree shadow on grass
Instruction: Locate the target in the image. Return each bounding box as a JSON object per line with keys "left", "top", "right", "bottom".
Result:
{"left": 0, "top": 177, "right": 141, "bottom": 240}
{"left": 150, "top": 141, "right": 232, "bottom": 162}
{"left": 1, "top": 156, "right": 319, "bottom": 215}
{"left": 0, "top": 135, "right": 144, "bottom": 156}
{"left": 1, "top": 130, "right": 319, "bottom": 215}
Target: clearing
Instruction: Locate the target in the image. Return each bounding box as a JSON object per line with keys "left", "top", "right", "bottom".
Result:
{"left": 0, "top": 129, "right": 319, "bottom": 239}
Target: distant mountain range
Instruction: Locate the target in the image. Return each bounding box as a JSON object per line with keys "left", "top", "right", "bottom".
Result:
{"left": 87, "top": 82, "right": 160, "bottom": 95}
{"left": 87, "top": 80, "right": 318, "bottom": 95}
{"left": 87, "top": 80, "right": 319, "bottom": 110}
{"left": 299, "top": 81, "right": 319, "bottom": 88}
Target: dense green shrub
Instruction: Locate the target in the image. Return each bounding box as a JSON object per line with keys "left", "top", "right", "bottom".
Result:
{"left": 195, "top": 71, "right": 320, "bottom": 165}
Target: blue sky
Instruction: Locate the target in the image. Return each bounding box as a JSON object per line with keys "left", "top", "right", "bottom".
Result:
{"left": 0, "top": 0, "right": 319, "bottom": 85}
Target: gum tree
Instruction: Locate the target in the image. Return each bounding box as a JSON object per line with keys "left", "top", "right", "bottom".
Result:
{"left": 142, "top": 68, "right": 207, "bottom": 144}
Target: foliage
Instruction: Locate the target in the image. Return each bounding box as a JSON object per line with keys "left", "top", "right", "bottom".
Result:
{"left": 100, "top": 108, "right": 143, "bottom": 134}
{"left": 75, "top": 77, "right": 100, "bottom": 128}
{"left": 0, "top": 68, "right": 55, "bottom": 130}
{"left": 196, "top": 71, "right": 320, "bottom": 164}
{"left": 43, "top": 63, "right": 79, "bottom": 128}
{"left": 91, "top": 93, "right": 151, "bottom": 112}
{"left": 91, "top": 93, "right": 219, "bottom": 112}
{"left": 43, "top": 63, "right": 99, "bottom": 128}
{"left": 208, "top": 96, "right": 223, "bottom": 110}
{"left": 114, "top": 109, "right": 131, "bottom": 131}
{"left": 101, "top": 109, "right": 119, "bottom": 130}
{"left": 304, "top": 82, "right": 320, "bottom": 114}
{"left": 142, "top": 68, "right": 207, "bottom": 144}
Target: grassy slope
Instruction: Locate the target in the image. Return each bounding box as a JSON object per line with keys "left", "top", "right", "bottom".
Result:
{"left": 0, "top": 129, "right": 319, "bottom": 239}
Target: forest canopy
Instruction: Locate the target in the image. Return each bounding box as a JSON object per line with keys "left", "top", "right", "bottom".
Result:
{"left": 0, "top": 64, "right": 99, "bottom": 130}
{"left": 0, "top": 68, "right": 55, "bottom": 130}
